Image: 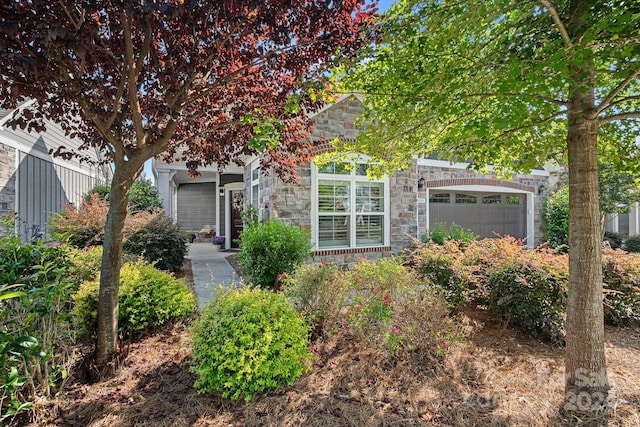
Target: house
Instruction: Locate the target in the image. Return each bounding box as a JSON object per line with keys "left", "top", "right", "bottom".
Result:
{"left": 154, "top": 94, "right": 638, "bottom": 263}
{"left": 0, "top": 101, "right": 110, "bottom": 241}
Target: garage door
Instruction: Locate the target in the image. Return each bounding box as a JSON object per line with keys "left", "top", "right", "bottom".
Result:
{"left": 177, "top": 183, "right": 216, "bottom": 233}
{"left": 429, "top": 191, "right": 526, "bottom": 240}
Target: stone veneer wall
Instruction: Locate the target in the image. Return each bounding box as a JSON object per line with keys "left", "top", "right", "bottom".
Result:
{"left": 0, "top": 141, "right": 16, "bottom": 219}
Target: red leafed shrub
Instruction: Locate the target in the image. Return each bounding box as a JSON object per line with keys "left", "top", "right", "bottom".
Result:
{"left": 49, "top": 193, "right": 153, "bottom": 249}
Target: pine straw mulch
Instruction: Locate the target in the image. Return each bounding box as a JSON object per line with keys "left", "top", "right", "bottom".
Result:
{"left": 18, "top": 307, "right": 640, "bottom": 427}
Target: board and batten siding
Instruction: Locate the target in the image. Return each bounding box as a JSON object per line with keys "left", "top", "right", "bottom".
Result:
{"left": 16, "top": 151, "right": 101, "bottom": 236}
{"left": 176, "top": 182, "right": 217, "bottom": 234}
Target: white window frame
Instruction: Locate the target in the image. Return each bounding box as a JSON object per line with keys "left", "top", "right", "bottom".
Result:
{"left": 250, "top": 162, "right": 260, "bottom": 220}
{"left": 311, "top": 161, "right": 390, "bottom": 250}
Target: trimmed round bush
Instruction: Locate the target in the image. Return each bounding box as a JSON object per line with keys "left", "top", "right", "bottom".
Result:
{"left": 73, "top": 260, "right": 196, "bottom": 337}
{"left": 237, "top": 220, "right": 312, "bottom": 288}
{"left": 191, "top": 286, "right": 312, "bottom": 401}
{"left": 123, "top": 214, "right": 188, "bottom": 271}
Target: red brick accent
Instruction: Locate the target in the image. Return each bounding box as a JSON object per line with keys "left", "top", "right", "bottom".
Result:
{"left": 426, "top": 178, "right": 535, "bottom": 193}
{"left": 314, "top": 246, "right": 392, "bottom": 257}
{"left": 308, "top": 138, "right": 357, "bottom": 157}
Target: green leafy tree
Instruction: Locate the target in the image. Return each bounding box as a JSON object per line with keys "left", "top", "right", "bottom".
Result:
{"left": 128, "top": 177, "right": 162, "bottom": 213}
{"left": 543, "top": 186, "right": 569, "bottom": 249}
{"left": 344, "top": 0, "right": 640, "bottom": 412}
{"left": 0, "top": 1, "right": 374, "bottom": 366}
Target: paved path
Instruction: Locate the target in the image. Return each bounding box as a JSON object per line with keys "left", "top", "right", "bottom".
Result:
{"left": 187, "top": 243, "right": 240, "bottom": 309}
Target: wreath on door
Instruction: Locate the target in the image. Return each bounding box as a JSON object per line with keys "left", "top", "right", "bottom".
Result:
{"left": 233, "top": 192, "right": 244, "bottom": 212}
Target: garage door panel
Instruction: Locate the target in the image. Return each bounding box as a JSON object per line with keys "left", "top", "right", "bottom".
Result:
{"left": 429, "top": 191, "right": 526, "bottom": 240}
{"left": 177, "top": 183, "right": 216, "bottom": 233}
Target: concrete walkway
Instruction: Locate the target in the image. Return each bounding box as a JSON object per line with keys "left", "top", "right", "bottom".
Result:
{"left": 187, "top": 243, "right": 240, "bottom": 309}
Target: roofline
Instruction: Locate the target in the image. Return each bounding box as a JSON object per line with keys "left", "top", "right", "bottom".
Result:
{"left": 307, "top": 92, "right": 365, "bottom": 119}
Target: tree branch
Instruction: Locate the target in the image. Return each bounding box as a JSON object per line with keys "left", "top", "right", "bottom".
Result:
{"left": 120, "top": 11, "right": 146, "bottom": 147}
{"left": 494, "top": 111, "right": 564, "bottom": 140}
{"left": 538, "top": 0, "right": 572, "bottom": 48}
{"left": 595, "top": 68, "right": 640, "bottom": 116}
{"left": 598, "top": 111, "right": 640, "bottom": 126}
{"left": 106, "top": 76, "right": 127, "bottom": 129}
{"left": 466, "top": 92, "right": 568, "bottom": 106}
{"left": 600, "top": 95, "right": 640, "bottom": 113}
{"left": 57, "top": 0, "right": 84, "bottom": 31}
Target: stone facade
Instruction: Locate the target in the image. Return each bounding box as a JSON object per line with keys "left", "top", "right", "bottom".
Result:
{"left": 0, "top": 141, "right": 16, "bottom": 218}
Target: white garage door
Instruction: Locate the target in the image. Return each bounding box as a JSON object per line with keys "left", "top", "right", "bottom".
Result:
{"left": 429, "top": 191, "right": 527, "bottom": 240}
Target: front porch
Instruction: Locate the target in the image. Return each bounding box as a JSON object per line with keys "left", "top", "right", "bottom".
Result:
{"left": 153, "top": 158, "right": 246, "bottom": 250}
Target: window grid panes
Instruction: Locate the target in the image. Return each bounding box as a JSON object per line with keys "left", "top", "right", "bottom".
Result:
{"left": 318, "top": 216, "right": 349, "bottom": 248}
{"left": 506, "top": 195, "right": 521, "bottom": 205}
{"left": 317, "top": 163, "right": 385, "bottom": 248}
{"left": 429, "top": 193, "right": 451, "bottom": 204}
{"left": 483, "top": 195, "right": 502, "bottom": 204}
{"left": 251, "top": 166, "right": 260, "bottom": 209}
{"left": 318, "top": 180, "right": 350, "bottom": 212}
{"left": 455, "top": 193, "right": 477, "bottom": 204}
{"left": 356, "top": 215, "right": 383, "bottom": 245}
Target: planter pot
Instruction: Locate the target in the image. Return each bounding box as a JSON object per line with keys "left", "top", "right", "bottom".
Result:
{"left": 213, "top": 244, "right": 222, "bottom": 250}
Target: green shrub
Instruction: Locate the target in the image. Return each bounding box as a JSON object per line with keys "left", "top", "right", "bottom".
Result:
{"left": 123, "top": 214, "right": 188, "bottom": 271}
{"left": 542, "top": 186, "right": 569, "bottom": 249}
{"left": 237, "top": 220, "right": 312, "bottom": 288}
{"left": 461, "top": 237, "right": 530, "bottom": 306}
{"left": 487, "top": 258, "right": 567, "bottom": 342}
{"left": 282, "top": 262, "right": 351, "bottom": 336}
{"left": 423, "top": 222, "right": 478, "bottom": 246}
{"left": 602, "top": 249, "right": 640, "bottom": 325}
{"left": 84, "top": 184, "right": 110, "bottom": 203}
{"left": 625, "top": 236, "right": 640, "bottom": 253}
{"left": 604, "top": 232, "right": 625, "bottom": 250}
{"left": 411, "top": 242, "right": 469, "bottom": 308}
{"left": 128, "top": 177, "right": 163, "bottom": 213}
{"left": 66, "top": 246, "right": 103, "bottom": 289}
{"left": 0, "top": 217, "right": 77, "bottom": 420}
{"left": 85, "top": 177, "right": 162, "bottom": 213}
{"left": 74, "top": 260, "right": 196, "bottom": 337}
{"left": 191, "top": 286, "right": 312, "bottom": 401}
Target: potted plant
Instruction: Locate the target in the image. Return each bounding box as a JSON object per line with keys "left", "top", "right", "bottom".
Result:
{"left": 211, "top": 235, "right": 225, "bottom": 250}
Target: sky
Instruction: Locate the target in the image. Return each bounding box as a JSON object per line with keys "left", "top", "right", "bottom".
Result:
{"left": 143, "top": 0, "right": 397, "bottom": 183}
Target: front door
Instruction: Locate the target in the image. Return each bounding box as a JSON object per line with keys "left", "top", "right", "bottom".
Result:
{"left": 230, "top": 191, "right": 244, "bottom": 248}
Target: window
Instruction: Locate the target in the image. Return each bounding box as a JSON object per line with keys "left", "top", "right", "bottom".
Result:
{"left": 429, "top": 193, "right": 451, "bottom": 204}
{"left": 506, "top": 195, "right": 521, "bottom": 205}
{"left": 483, "top": 195, "right": 502, "bottom": 204}
{"left": 316, "top": 162, "right": 387, "bottom": 248}
{"left": 455, "top": 193, "right": 477, "bottom": 204}
{"left": 250, "top": 165, "right": 260, "bottom": 211}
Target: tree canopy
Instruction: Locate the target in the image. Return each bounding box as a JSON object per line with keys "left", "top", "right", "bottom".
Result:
{"left": 341, "top": 0, "right": 640, "bottom": 176}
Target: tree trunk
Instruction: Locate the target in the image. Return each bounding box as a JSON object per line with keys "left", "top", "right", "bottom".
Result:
{"left": 95, "top": 165, "right": 139, "bottom": 367}
{"left": 564, "top": 78, "right": 609, "bottom": 413}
